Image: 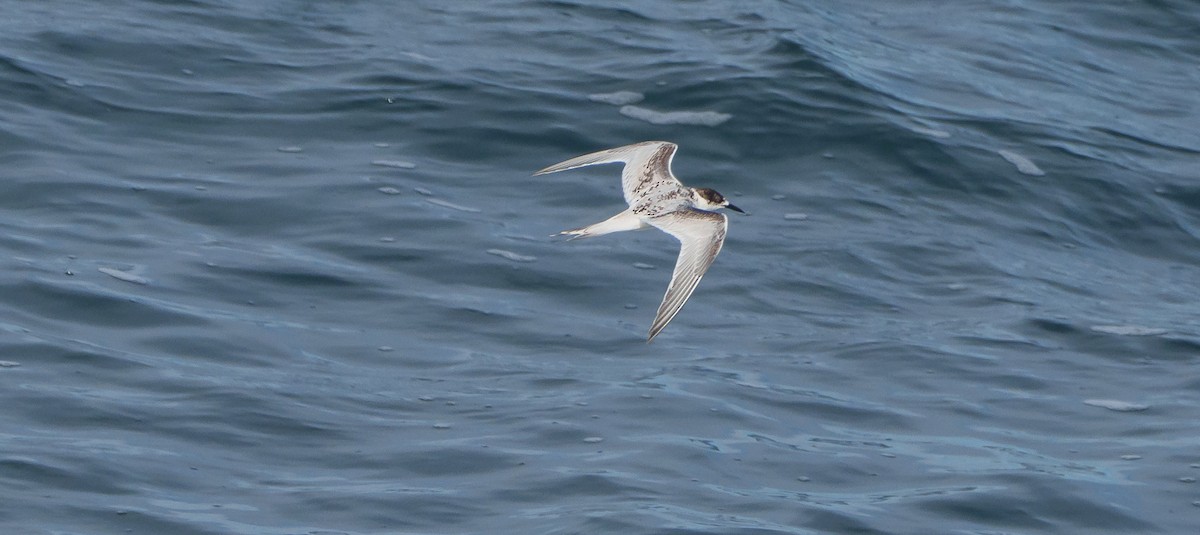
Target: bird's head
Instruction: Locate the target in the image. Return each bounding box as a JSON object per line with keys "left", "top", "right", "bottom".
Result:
{"left": 692, "top": 188, "right": 746, "bottom": 214}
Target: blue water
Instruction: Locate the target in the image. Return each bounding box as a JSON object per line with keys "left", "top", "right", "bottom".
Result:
{"left": 2, "top": 1, "right": 1199, "bottom": 533}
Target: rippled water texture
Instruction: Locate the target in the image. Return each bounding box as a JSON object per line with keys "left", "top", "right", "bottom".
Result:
{"left": 2, "top": 1, "right": 1199, "bottom": 533}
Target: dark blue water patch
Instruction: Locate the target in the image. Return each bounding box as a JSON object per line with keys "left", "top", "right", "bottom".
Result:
{"left": 4, "top": 277, "right": 204, "bottom": 329}
{"left": 2, "top": 0, "right": 1200, "bottom": 533}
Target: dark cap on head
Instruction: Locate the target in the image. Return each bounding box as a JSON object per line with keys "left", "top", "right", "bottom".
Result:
{"left": 696, "top": 188, "right": 725, "bottom": 204}
{"left": 696, "top": 187, "right": 746, "bottom": 214}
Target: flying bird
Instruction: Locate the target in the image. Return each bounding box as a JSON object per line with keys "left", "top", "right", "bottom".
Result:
{"left": 534, "top": 141, "right": 745, "bottom": 342}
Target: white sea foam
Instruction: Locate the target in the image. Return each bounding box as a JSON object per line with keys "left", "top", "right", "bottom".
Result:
{"left": 998, "top": 150, "right": 1045, "bottom": 176}
{"left": 427, "top": 198, "right": 481, "bottom": 213}
{"left": 400, "top": 51, "right": 435, "bottom": 62}
{"left": 487, "top": 249, "right": 536, "bottom": 263}
{"left": 371, "top": 159, "right": 417, "bottom": 169}
{"left": 618, "top": 105, "right": 731, "bottom": 126}
{"left": 1083, "top": 399, "right": 1150, "bottom": 412}
{"left": 908, "top": 125, "right": 951, "bottom": 138}
{"left": 588, "top": 91, "right": 644, "bottom": 105}
{"left": 98, "top": 267, "right": 148, "bottom": 285}
{"left": 1090, "top": 325, "right": 1167, "bottom": 336}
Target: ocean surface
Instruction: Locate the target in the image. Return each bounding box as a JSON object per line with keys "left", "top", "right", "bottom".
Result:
{"left": 2, "top": 1, "right": 1199, "bottom": 533}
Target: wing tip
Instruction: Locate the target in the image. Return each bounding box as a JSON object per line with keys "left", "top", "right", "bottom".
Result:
{"left": 646, "top": 315, "right": 672, "bottom": 343}
{"left": 646, "top": 328, "right": 662, "bottom": 344}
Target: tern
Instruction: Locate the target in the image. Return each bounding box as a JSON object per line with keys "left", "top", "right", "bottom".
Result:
{"left": 534, "top": 141, "right": 745, "bottom": 342}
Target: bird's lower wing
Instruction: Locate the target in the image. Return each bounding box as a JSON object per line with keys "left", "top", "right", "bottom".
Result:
{"left": 533, "top": 141, "right": 680, "bottom": 205}
{"left": 646, "top": 209, "right": 728, "bottom": 342}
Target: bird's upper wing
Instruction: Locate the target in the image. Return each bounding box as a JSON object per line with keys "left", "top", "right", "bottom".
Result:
{"left": 645, "top": 209, "right": 728, "bottom": 342}
{"left": 533, "top": 141, "right": 680, "bottom": 205}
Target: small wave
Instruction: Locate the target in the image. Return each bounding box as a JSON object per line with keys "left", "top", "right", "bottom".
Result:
{"left": 487, "top": 249, "right": 536, "bottom": 263}
{"left": 1083, "top": 399, "right": 1150, "bottom": 412}
{"left": 588, "top": 91, "right": 644, "bottom": 105}
{"left": 426, "top": 198, "right": 481, "bottom": 213}
{"left": 907, "top": 125, "right": 951, "bottom": 138}
{"left": 998, "top": 150, "right": 1045, "bottom": 176}
{"left": 98, "top": 267, "right": 149, "bottom": 285}
{"left": 619, "top": 105, "right": 731, "bottom": 126}
{"left": 1090, "top": 325, "right": 1167, "bottom": 336}
{"left": 372, "top": 159, "right": 417, "bottom": 169}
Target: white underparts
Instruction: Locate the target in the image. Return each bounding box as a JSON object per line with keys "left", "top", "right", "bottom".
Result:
{"left": 558, "top": 209, "right": 649, "bottom": 240}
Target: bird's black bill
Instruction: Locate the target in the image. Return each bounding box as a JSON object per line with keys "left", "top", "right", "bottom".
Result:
{"left": 726, "top": 203, "right": 747, "bottom": 214}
